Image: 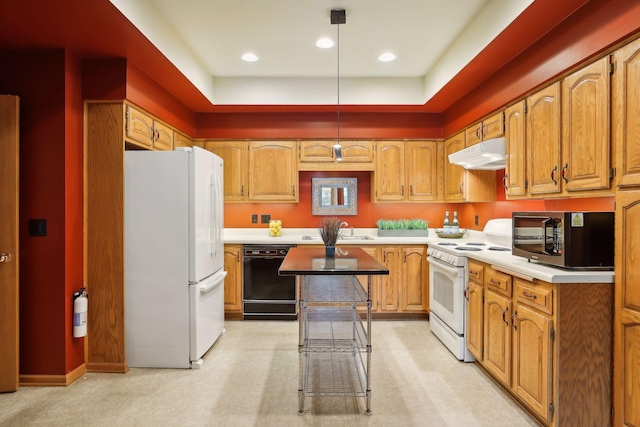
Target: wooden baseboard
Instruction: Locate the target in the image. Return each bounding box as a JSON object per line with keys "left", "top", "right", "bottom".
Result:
{"left": 20, "top": 363, "right": 87, "bottom": 387}
{"left": 224, "top": 312, "right": 244, "bottom": 320}
{"left": 86, "top": 362, "right": 129, "bottom": 374}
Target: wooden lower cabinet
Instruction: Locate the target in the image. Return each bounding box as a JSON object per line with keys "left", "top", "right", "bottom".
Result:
{"left": 614, "top": 190, "right": 640, "bottom": 427}
{"left": 467, "top": 260, "right": 613, "bottom": 426}
{"left": 356, "top": 245, "right": 428, "bottom": 316}
{"left": 465, "top": 260, "right": 484, "bottom": 360}
{"left": 483, "top": 289, "right": 512, "bottom": 386}
{"left": 223, "top": 245, "right": 243, "bottom": 318}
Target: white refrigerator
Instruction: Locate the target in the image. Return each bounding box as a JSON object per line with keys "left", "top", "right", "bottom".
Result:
{"left": 124, "top": 146, "right": 226, "bottom": 368}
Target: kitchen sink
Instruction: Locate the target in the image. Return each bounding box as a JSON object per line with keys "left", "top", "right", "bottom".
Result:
{"left": 301, "top": 235, "right": 374, "bottom": 241}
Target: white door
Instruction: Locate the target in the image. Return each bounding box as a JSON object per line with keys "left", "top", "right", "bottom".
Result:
{"left": 189, "top": 270, "right": 227, "bottom": 362}
{"left": 0, "top": 95, "right": 19, "bottom": 392}
{"left": 189, "top": 146, "right": 217, "bottom": 282}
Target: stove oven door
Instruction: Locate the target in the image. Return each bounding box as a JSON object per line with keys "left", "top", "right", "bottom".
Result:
{"left": 427, "top": 256, "right": 465, "bottom": 335}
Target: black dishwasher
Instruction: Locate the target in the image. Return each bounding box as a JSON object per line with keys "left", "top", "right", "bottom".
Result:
{"left": 242, "top": 244, "right": 297, "bottom": 320}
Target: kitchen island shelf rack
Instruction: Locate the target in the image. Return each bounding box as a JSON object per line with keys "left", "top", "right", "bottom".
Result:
{"left": 299, "top": 275, "right": 371, "bottom": 414}
{"left": 278, "top": 247, "right": 388, "bottom": 415}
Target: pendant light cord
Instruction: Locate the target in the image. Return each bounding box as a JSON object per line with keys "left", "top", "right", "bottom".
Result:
{"left": 337, "top": 21, "right": 340, "bottom": 144}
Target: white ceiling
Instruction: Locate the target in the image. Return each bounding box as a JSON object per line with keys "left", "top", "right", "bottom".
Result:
{"left": 109, "top": 0, "right": 533, "bottom": 105}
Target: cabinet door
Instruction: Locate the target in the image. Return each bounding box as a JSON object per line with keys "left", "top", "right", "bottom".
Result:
{"left": 614, "top": 190, "right": 640, "bottom": 427}
{"left": 406, "top": 141, "right": 437, "bottom": 201}
{"left": 614, "top": 37, "right": 640, "bottom": 188}
{"left": 466, "top": 281, "right": 484, "bottom": 361}
{"left": 173, "top": 131, "right": 193, "bottom": 148}
{"left": 401, "top": 246, "right": 428, "bottom": 312}
{"left": 205, "top": 141, "right": 248, "bottom": 202}
{"left": 527, "top": 82, "right": 562, "bottom": 195}
{"left": 379, "top": 247, "right": 400, "bottom": 312}
{"left": 152, "top": 120, "right": 173, "bottom": 151}
{"left": 482, "top": 111, "right": 505, "bottom": 140}
{"left": 443, "top": 132, "right": 466, "bottom": 201}
{"left": 374, "top": 141, "right": 405, "bottom": 201}
{"left": 562, "top": 56, "right": 611, "bottom": 192}
{"left": 125, "top": 105, "right": 153, "bottom": 148}
{"left": 341, "top": 141, "right": 374, "bottom": 162}
{"left": 248, "top": 141, "right": 298, "bottom": 202}
{"left": 484, "top": 290, "right": 512, "bottom": 386}
{"left": 299, "top": 141, "right": 334, "bottom": 162}
{"left": 512, "top": 303, "right": 553, "bottom": 423}
{"left": 465, "top": 122, "right": 483, "bottom": 147}
{"left": 504, "top": 100, "right": 527, "bottom": 197}
{"left": 223, "top": 245, "right": 243, "bottom": 313}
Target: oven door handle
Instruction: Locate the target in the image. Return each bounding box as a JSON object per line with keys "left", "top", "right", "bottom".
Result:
{"left": 427, "top": 256, "right": 461, "bottom": 276}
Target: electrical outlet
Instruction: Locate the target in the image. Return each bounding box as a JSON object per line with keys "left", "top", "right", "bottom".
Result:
{"left": 474, "top": 215, "right": 479, "bottom": 226}
{"left": 251, "top": 214, "right": 258, "bottom": 224}
{"left": 261, "top": 214, "right": 271, "bottom": 224}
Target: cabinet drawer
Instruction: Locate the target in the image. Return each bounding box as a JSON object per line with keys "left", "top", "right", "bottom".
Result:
{"left": 484, "top": 267, "right": 512, "bottom": 296}
{"left": 514, "top": 279, "right": 553, "bottom": 315}
{"left": 468, "top": 260, "right": 484, "bottom": 284}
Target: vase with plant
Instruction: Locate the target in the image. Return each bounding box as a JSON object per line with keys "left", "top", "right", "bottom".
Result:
{"left": 376, "top": 218, "right": 429, "bottom": 237}
{"left": 319, "top": 216, "right": 342, "bottom": 257}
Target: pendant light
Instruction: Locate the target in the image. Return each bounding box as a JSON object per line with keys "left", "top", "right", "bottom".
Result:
{"left": 331, "top": 9, "right": 346, "bottom": 161}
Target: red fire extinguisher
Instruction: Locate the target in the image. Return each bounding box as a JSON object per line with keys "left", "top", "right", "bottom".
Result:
{"left": 73, "top": 288, "right": 88, "bottom": 338}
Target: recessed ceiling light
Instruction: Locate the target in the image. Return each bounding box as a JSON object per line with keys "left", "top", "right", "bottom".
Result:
{"left": 242, "top": 53, "right": 259, "bottom": 62}
{"left": 378, "top": 53, "right": 396, "bottom": 62}
{"left": 316, "top": 38, "right": 334, "bottom": 48}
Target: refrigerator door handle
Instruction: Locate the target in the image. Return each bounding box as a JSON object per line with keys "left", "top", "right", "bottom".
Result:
{"left": 209, "top": 172, "right": 216, "bottom": 254}
{"left": 200, "top": 271, "right": 227, "bottom": 294}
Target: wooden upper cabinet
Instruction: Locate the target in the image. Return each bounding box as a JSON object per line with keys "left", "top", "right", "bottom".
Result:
{"left": 173, "top": 131, "right": 193, "bottom": 148}
{"left": 298, "top": 140, "right": 374, "bottom": 170}
{"left": 125, "top": 105, "right": 173, "bottom": 150}
{"left": 248, "top": 141, "right": 298, "bottom": 202}
{"left": 443, "top": 132, "right": 466, "bottom": 201}
{"left": 562, "top": 55, "right": 611, "bottom": 192}
{"left": 504, "top": 100, "right": 527, "bottom": 197}
{"left": 614, "top": 37, "right": 640, "bottom": 188}
{"left": 372, "top": 140, "right": 437, "bottom": 202}
{"left": 299, "top": 140, "right": 334, "bottom": 162}
{"left": 465, "top": 110, "right": 505, "bottom": 147}
{"left": 526, "top": 82, "right": 562, "bottom": 195}
{"left": 204, "top": 141, "right": 248, "bottom": 202}
{"left": 406, "top": 140, "right": 437, "bottom": 201}
{"left": 374, "top": 141, "right": 406, "bottom": 201}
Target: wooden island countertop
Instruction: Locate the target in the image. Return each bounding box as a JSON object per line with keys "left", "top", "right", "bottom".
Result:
{"left": 278, "top": 246, "right": 389, "bottom": 276}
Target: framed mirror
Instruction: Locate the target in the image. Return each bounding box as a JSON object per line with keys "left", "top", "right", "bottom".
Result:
{"left": 312, "top": 177, "right": 357, "bottom": 215}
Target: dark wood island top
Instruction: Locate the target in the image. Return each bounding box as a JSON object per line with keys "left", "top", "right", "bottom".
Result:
{"left": 279, "top": 247, "right": 389, "bottom": 276}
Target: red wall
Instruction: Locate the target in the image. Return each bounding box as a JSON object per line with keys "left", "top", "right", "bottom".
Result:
{"left": 0, "top": 49, "right": 84, "bottom": 375}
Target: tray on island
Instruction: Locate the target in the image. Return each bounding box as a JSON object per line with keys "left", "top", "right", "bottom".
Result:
{"left": 433, "top": 229, "right": 467, "bottom": 238}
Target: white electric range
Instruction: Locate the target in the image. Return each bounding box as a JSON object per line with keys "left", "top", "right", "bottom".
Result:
{"left": 427, "top": 218, "right": 512, "bottom": 361}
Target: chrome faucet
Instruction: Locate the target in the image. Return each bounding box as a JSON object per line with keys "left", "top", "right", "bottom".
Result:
{"left": 339, "top": 221, "right": 351, "bottom": 238}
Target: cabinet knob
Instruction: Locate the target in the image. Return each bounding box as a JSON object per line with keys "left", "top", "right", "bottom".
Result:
{"left": 502, "top": 175, "right": 508, "bottom": 190}
{"left": 502, "top": 307, "right": 509, "bottom": 326}
{"left": 561, "top": 163, "right": 569, "bottom": 183}
{"left": 550, "top": 166, "right": 558, "bottom": 185}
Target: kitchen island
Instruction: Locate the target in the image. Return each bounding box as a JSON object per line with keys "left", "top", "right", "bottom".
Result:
{"left": 279, "top": 247, "right": 389, "bottom": 414}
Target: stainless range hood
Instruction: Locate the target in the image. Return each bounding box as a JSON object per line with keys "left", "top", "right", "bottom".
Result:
{"left": 448, "top": 137, "right": 506, "bottom": 170}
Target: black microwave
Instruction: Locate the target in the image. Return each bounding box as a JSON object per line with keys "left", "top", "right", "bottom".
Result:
{"left": 512, "top": 212, "right": 614, "bottom": 270}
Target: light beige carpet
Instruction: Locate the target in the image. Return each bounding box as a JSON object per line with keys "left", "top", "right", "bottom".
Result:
{"left": 0, "top": 320, "right": 539, "bottom": 426}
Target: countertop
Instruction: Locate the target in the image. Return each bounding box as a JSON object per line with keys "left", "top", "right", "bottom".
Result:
{"left": 278, "top": 247, "right": 389, "bottom": 276}
{"left": 224, "top": 228, "right": 615, "bottom": 284}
